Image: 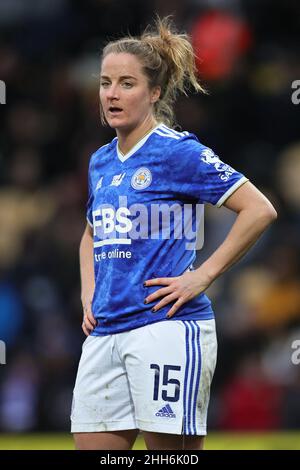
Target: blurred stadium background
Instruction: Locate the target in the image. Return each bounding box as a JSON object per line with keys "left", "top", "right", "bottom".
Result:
{"left": 0, "top": 0, "right": 300, "bottom": 450}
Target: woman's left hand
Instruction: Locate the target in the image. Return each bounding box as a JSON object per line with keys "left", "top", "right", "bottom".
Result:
{"left": 143, "top": 269, "right": 212, "bottom": 318}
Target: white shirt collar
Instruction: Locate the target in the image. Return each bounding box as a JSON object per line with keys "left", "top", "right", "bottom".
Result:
{"left": 116, "top": 123, "right": 162, "bottom": 163}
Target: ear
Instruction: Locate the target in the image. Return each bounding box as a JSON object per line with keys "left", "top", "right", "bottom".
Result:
{"left": 150, "top": 86, "right": 161, "bottom": 104}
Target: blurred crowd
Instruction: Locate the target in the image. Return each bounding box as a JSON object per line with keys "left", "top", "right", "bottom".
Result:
{"left": 0, "top": 0, "right": 300, "bottom": 433}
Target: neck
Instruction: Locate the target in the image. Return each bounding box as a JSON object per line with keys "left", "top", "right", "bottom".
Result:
{"left": 117, "top": 116, "right": 158, "bottom": 155}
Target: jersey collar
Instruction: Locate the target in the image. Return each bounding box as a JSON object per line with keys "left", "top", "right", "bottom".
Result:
{"left": 116, "top": 123, "right": 162, "bottom": 163}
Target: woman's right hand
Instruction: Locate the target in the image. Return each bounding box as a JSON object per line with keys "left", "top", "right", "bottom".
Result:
{"left": 81, "top": 297, "right": 97, "bottom": 336}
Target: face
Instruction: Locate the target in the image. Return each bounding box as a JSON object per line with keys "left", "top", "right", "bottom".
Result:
{"left": 100, "top": 52, "right": 160, "bottom": 131}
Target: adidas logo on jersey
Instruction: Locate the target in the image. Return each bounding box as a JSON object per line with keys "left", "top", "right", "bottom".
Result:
{"left": 155, "top": 404, "right": 176, "bottom": 418}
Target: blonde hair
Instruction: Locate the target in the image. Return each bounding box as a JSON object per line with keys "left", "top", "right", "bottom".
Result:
{"left": 100, "top": 16, "right": 205, "bottom": 127}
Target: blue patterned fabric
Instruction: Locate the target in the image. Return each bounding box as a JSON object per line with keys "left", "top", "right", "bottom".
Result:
{"left": 86, "top": 124, "right": 247, "bottom": 335}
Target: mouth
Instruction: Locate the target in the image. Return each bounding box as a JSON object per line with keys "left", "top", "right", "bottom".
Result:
{"left": 108, "top": 106, "right": 123, "bottom": 116}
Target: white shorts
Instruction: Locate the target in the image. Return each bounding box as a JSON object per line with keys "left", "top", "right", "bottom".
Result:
{"left": 71, "top": 319, "right": 217, "bottom": 435}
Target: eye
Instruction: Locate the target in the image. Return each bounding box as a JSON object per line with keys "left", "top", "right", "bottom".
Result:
{"left": 100, "top": 81, "right": 110, "bottom": 88}
{"left": 122, "top": 82, "right": 133, "bottom": 88}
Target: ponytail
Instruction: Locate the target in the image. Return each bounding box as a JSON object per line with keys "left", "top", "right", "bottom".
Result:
{"left": 101, "top": 16, "right": 206, "bottom": 127}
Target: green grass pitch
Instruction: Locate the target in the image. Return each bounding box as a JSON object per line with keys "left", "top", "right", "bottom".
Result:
{"left": 0, "top": 432, "right": 300, "bottom": 450}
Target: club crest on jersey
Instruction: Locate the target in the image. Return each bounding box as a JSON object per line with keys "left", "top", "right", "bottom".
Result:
{"left": 131, "top": 167, "right": 152, "bottom": 190}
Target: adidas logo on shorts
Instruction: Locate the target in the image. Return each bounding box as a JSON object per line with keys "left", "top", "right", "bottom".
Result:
{"left": 155, "top": 404, "right": 176, "bottom": 418}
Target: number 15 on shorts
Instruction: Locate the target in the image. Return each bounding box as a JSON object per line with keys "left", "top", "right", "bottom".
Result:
{"left": 150, "top": 364, "right": 181, "bottom": 402}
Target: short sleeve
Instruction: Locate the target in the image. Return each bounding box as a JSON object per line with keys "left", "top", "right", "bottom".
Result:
{"left": 170, "top": 136, "right": 248, "bottom": 207}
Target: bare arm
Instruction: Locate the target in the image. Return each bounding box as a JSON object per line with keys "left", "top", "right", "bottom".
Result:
{"left": 80, "top": 222, "right": 97, "bottom": 335}
{"left": 199, "top": 181, "right": 277, "bottom": 282}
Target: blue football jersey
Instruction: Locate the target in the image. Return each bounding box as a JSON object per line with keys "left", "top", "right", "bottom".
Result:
{"left": 86, "top": 124, "right": 248, "bottom": 335}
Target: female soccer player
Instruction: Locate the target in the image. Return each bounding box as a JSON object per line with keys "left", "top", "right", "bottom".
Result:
{"left": 71, "top": 17, "right": 277, "bottom": 450}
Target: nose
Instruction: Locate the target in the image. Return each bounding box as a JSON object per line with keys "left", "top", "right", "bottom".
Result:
{"left": 106, "top": 84, "right": 120, "bottom": 101}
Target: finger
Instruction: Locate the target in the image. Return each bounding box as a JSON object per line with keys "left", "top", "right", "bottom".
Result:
{"left": 83, "top": 314, "right": 95, "bottom": 331}
{"left": 166, "top": 298, "right": 185, "bottom": 318}
{"left": 152, "top": 292, "right": 179, "bottom": 312}
{"left": 83, "top": 302, "right": 97, "bottom": 325}
{"left": 144, "top": 277, "right": 176, "bottom": 287}
{"left": 82, "top": 322, "right": 90, "bottom": 336}
{"left": 144, "top": 286, "right": 173, "bottom": 304}
{"left": 82, "top": 320, "right": 92, "bottom": 334}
